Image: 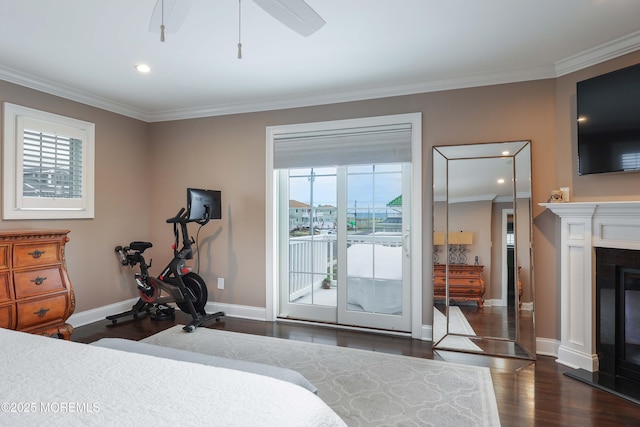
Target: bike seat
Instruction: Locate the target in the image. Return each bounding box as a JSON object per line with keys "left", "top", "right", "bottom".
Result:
{"left": 129, "top": 241, "right": 153, "bottom": 252}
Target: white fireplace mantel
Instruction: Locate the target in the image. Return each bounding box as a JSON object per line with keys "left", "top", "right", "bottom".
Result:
{"left": 541, "top": 201, "right": 640, "bottom": 372}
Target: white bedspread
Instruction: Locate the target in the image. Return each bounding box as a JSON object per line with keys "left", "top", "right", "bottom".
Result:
{"left": 346, "top": 244, "right": 403, "bottom": 313}
{"left": 0, "top": 328, "right": 345, "bottom": 426}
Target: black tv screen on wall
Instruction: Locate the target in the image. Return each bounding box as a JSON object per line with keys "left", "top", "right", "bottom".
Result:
{"left": 577, "top": 63, "right": 640, "bottom": 175}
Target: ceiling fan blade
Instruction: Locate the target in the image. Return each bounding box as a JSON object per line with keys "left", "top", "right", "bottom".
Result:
{"left": 148, "top": 0, "right": 194, "bottom": 34}
{"left": 253, "top": 0, "right": 325, "bottom": 37}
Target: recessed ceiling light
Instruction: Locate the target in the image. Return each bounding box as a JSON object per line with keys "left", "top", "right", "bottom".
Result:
{"left": 497, "top": 178, "right": 505, "bottom": 184}
{"left": 502, "top": 151, "right": 510, "bottom": 156}
{"left": 135, "top": 64, "right": 151, "bottom": 73}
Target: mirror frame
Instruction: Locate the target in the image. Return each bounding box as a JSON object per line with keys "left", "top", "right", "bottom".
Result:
{"left": 432, "top": 140, "right": 535, "bottom": 360}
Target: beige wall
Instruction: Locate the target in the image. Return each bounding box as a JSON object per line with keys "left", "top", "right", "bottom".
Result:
{"left": 148, "top": 80, "right": 559, "bottom": 336}
{"left": 3, "top": 50, "right": 640, "bottom": 343}
{"left": 0, "top": 80, "right": 151, "bottom": 312}
{"left": 436, "top": 200, "right": 501, "bottom": 299}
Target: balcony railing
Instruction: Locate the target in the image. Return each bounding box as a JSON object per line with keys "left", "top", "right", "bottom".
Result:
{"left": 288, "top": 233, "right": 402, "bottom": 302}
{"left": 288, "top": 235, "right": 334, "bottom": 300}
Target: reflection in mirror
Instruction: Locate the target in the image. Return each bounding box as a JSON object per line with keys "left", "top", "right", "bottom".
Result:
{"left": 432, "top": 141, "right": 535, "bottom": 360}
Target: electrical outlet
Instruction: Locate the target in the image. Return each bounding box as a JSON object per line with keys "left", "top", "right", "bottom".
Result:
{"left": 217, "top": 277, "right": 224, "bottom": 290}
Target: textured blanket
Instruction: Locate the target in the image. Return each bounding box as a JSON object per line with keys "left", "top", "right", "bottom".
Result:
{"left": 0, "top": 328, "right": 345, "bottom": 426}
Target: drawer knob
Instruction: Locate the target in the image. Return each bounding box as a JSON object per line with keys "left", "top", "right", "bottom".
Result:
{"left": 34, "top": 307, "right": 50, "bottom": 317}
{"left": 31, "top": 276, "right": 47, "bottom": 286}
{"left": 28, "top": 249, "right": 45, "bottom": 259}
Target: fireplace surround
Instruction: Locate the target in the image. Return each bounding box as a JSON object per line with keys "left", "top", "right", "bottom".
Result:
{"left": 543, "top": 201, "right": 640, "bottom": 403}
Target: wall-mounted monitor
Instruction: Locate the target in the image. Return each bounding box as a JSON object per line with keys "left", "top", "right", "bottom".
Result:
{"left": 186, "top": 188, "right": 221, "bottom": 223}
{"left": 577, "top": 63, "right": 640, "bottom": 175}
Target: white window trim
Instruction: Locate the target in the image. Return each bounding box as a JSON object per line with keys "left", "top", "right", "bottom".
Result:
{"left": 3, "top": 103, "right": 95, "bottom": 219}
{"left": 264, "top": 112, "right": 423, "bottom": 338}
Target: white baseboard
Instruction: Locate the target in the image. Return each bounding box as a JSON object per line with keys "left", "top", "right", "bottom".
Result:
{"left": 483, "top": 299, "right": 501, "bottom": 307}
{"left": 421, "top": 324, "right": 432, "bottom": 341}
{"left": 68, "top": 298, "right": 140, "bottom": 328}
{"left": 68, "top": 299, "right": 268, "bottom": 328}
{"left": 484, "top": 299, "right": 534, "bottom": 312}
{"left": 557, "top": 344, "right": 599, "bottom": 371}
{"left": 536, "top": 337, "right": 560, "bottom": 358}
{"left": 204, "top": 301, "right": 267, "bottom": 321}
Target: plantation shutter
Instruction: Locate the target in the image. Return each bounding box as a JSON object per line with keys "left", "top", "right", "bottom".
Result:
{"left": 22, "top": 130, "right": 83, "bottom": 199}
{"left": 273, "top": 122, "right": 412, "bottom": 169}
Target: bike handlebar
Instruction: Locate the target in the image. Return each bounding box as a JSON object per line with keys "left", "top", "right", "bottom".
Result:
{"left": 166, "top": 208, "right": 187, "bottom": 224}
{"left": 114, "top": 245, "right": 131, "bottom": 266}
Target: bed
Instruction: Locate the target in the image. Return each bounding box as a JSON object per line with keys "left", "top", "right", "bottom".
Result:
{"left": 346, "top": 243, "right": 403, "bottom": 314}
{"left": 0, "top": 328, "right": 346, "bottom": 426}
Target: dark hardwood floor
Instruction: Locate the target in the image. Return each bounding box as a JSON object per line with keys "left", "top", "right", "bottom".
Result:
{"left": 73, "top": 312, "right": 640, "bottom": 427}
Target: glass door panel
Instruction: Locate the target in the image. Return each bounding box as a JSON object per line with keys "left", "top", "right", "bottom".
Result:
{"left": 280, "top": 168, "right": 338, "bottom": 322}
{"left": 339, "top": 164, "right": 411, "bottom": 331}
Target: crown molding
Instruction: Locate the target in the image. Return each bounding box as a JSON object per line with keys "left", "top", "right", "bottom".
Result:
{"left": 1, "top": 31, "right": 639, "bottom": 123}
{"left": 147, "top": 66, "right": 556, "bottom": 122}
{"left": 0, "top": 64, "right": 150, "bottom": 122}
{"left": 554, "top": 30, "right": 640, "bottom": 76}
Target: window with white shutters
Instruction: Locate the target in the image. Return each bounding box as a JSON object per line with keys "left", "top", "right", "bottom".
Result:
{"left": 3, "top": 103, "right": 95, "bottom": 219}
{"left": 22, "top": 130, "right": 83, "bottom": 199}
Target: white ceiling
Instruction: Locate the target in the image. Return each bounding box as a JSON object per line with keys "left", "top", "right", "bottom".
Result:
{"left": 1, "top": 0, "right": 639, "bottom": 122}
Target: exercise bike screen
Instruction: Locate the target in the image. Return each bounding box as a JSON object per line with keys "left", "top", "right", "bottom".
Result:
{"left": 187, "top": 188, "right": 222, "bottom": 222}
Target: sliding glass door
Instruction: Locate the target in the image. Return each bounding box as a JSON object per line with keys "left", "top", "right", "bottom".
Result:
{"left": 266, "top": 113, "right": 422, "bottom": 336}
{"left": 278, "top": 163, "right": 411, "bottom": 331}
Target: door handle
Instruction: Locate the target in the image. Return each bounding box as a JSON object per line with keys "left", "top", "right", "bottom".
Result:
{"left": 403, "top": 230, "right": 410, "bottom": 257}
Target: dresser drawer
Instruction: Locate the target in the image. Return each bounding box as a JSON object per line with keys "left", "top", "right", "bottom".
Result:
{"left": 0, "top": 303, "right": 15, "bottom": 329}
{"left": 16, "top": 293, "right": 68, "bottom": 330}
{"left": 0, "top": 271, "right": 13, "bottom": 302}
{"left": 449, "top": 278, "right": 482, "bottom": 287}
{"left": 448, "top": 273, "right": 479, "bottom": 280}
{"left": 13, "top": 267, "right": 66, "bottom": 299}
{"left": 455, "top": 288, "right": 483, "bottom": 296}
{"left": 0, "top": 244, "right": 8, "bottom": 269}
{"left": 12, "top": 242, "right": 62, "bottom": 268}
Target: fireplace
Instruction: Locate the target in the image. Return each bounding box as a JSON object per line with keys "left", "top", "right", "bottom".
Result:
{"left": 542, "top": 201, "right": 640, "bottom": 404}
{"left": 574, "top": 247, "right": 640, "bottom": 403}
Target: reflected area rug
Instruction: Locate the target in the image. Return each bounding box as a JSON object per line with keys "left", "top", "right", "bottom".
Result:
{"left": 433, "top": 306, "right": 483, "bottom": 352}
{"left": 143, "top": 326, "right": 501, "bottom": 426}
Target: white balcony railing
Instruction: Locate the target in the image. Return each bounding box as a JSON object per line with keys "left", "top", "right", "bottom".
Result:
{"left": 288, "top": 233, "right": 402, "bottom": 302}
{"left": 288, "top": 235, "right": 334, "bottom": 300}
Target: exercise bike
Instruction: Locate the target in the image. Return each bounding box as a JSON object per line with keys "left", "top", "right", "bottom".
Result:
{"left": 106, "top": 207, "right": 224, "bottom": 332}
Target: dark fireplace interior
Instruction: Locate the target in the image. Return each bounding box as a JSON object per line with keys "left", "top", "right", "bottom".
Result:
{"left": 565, "top": 247, "right": 640, "bottom": 404}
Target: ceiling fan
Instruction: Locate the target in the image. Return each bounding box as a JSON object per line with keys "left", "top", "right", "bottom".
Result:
{"left": 149, "top": 0, "right": 325, "bottom": 43}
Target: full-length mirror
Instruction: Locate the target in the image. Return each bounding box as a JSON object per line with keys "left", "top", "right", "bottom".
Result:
{"left": 432, "top": 141, "right": 535, "bottom": 360}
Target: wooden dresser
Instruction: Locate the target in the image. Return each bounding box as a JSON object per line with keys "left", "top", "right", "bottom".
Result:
{"left": 0, "top": 230, "right": 75, "bottom": 339}
{"left": 434, "top": 264, "right": 485, "bottom": 308}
